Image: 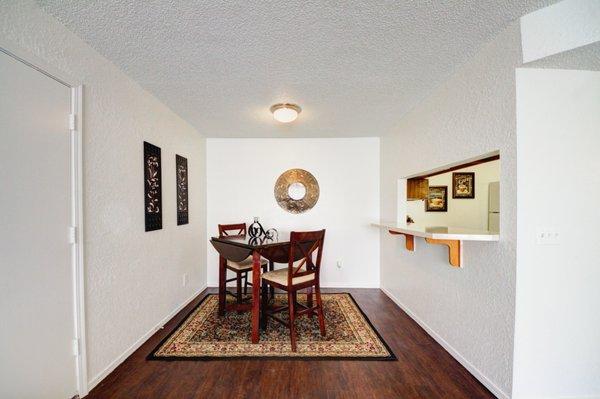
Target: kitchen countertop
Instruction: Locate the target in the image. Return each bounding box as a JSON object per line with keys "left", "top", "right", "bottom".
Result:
{"left": 372, "top": 221, "right": 499, "bottom": 241}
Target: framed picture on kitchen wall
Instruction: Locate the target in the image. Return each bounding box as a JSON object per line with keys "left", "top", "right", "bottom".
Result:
{"left": 144, "top": 141, "right": 162, "bottom": 231}
{"left": 452, "top": 172, "right": 475, "bottom": 199}
{"left": 425, "top": 186, "right": 448, "bottom": 212}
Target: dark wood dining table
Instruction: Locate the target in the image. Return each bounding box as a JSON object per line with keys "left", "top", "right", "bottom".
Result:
{"left": 210, "top": 232, "right": 294, "bottom": 344}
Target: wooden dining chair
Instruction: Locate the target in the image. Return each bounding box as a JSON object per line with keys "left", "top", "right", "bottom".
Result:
{"left": 261, "top": 229, "right": 326, "bottom": 351}
{"left": 218, "top": 223, "right": 268, "bottom": 304}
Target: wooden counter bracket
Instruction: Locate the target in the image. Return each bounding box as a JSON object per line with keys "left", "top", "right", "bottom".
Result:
{"left": 388, "top": 230, "right": 415, "bottom": 251}
{"left": 424, "top": 238, "right": 462, "bottom": 268}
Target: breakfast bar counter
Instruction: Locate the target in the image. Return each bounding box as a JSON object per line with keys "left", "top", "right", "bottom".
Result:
{"left": 372, "top": 221, "right": 499, "bottom": 267}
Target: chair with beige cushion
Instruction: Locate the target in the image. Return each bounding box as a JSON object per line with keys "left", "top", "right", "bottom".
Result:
{"left": 261, "top": 229, "right": 326, "bottom": 351}
{"left": 218, "top": 223, "right": 268, "bottom": 304}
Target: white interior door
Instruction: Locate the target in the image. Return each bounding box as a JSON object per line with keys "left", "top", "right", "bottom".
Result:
{"left": 0, "top": 51, "right": 77, "bottom": 398}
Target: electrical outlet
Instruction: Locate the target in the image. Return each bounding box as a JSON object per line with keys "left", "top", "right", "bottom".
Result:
{"left": 336, "top": 260, "right": 343, "bottom": 269}
{"left": 536, "top": 229, "right": 560, "bottom": 245}
{"left": 182, "top": 273, "right": 188, "bottom": 287}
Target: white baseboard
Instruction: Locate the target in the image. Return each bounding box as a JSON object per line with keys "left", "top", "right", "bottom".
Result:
{"left": 86, "top": 285, "right": 207, "bottom": 394}
{"left": 321, "top": 282, "right": 380, "bottom": 288}
{"left": 206, "top": 281, "right": 380, "bottom": 289}
{"left": 380, "top": 286, "right": 509, "bottom": 399}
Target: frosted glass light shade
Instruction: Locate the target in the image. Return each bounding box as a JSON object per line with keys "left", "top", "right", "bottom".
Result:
{"left": 270, "top": 103, "right": 301, "bottom": 123}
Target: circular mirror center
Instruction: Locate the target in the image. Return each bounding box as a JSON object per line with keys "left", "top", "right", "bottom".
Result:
{"left": 287, "top": 182, "right": 306, "bottom": 201}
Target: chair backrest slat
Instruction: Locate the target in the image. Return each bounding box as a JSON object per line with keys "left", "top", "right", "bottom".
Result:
{"left": 218, "top": 223, "right": 246, "bottom": 238}
{"left": 287, "top": 230, "right": 325, "bottom": 286}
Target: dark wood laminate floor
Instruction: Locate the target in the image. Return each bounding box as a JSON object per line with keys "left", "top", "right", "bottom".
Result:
{"left": 87, "top": 288, "right": 494, "bottom": 399}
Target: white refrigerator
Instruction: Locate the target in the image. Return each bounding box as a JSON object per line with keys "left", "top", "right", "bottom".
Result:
{"left": 488, "top": 181, "right": 500, "bottom": 232}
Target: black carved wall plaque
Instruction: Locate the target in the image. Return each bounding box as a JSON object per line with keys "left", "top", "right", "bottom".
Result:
{"left": 144, "top": 141, "right": 162, "bottom": 231}
{"left": 176, "top": 154, "right": 189, "bottom": 225}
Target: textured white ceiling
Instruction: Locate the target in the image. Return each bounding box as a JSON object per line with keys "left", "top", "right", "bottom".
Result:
{"left": 37, "top": 0, "right": 557, "bottom": 137}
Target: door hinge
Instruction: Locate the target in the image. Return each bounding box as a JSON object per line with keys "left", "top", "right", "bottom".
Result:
{"left": 68, "top": 226, "right": 77, "bottom": 244}
{"left": 72, "top": 338, "right": 80, "bottom": 356}
{"left": 69, "top": 113, "right": 76, "bottom": 131}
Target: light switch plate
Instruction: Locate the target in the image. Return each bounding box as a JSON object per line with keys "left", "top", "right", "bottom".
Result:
{"left": 536, "top": 229, "right": 560, "bottom": 245}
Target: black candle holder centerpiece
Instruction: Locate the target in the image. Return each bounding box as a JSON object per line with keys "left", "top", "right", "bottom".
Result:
{"left": 265, "top": 228, "right": 278, "bottom": 241}
{"left": 248, "top": 217, "right": 278, "bottom": 241}
{"left": 248, "top": 217, "right": 266, "bottom": 238}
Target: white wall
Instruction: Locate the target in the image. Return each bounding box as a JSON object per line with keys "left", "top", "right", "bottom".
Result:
{"left": 380, "top": 23, "right": 520, "bottom": 398}
{"left": 406, "top": 160, "right": 500, "bottom": 231}
{"left": 0, "top": 0, "right": 207, "bottom": 391}
{"left": 512, "top": 68, "right": 600, "bottom": 399}
{"left": 521, "top": 0, "right": 600, "bottom": 63}
{"left": 207, "top": 138, "right": 379, "bottom": 288}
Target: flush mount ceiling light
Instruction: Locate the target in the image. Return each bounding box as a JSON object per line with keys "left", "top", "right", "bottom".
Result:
{"left": 270, "top": 103, "right": 302, "bottom": 123}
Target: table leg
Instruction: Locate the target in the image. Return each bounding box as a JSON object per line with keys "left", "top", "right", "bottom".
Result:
{"left": 236, "top": 273, "right": 242, "bottom": 305}
{"left": 218, "top": 256, "right": 226, "bottom": 316}
{"left": 261, "top": 271, "right": 268, "bottom": 331}
{"left": 251, "top": 250, "right": 261, "bottom": 343}
{"left": 307, "top": 286, "right": 314, "bottom": 317}
{"left": 269, "top": 260, "right": 275, "bottom": 300}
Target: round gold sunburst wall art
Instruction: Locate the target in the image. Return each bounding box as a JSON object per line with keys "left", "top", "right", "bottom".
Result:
{"left": 274, "top": 169, "right": 320, "bottom": 214}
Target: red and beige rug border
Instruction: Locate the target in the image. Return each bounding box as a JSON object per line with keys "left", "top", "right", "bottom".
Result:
{"left": 148, "top": 292, "right": 396, "bottom": 361}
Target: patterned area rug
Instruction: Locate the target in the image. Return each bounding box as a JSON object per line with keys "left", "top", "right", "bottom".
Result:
{"left": 149, "top": 293, "right": 395, "bottom": 360}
